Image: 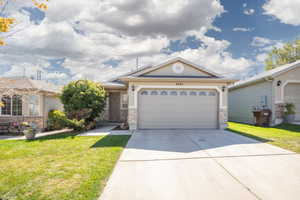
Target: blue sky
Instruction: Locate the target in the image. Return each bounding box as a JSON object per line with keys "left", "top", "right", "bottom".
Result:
{"left": 1, "top": 0, "right": 300, "bottom": 84}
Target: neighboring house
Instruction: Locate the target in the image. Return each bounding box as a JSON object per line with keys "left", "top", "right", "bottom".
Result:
{"left": 101, "top": 57, "right": 236, "bottom": 130}
{"left": 229, "top": 60, "right": 300, "bottom": 125}
{"left": 0, "top": 77, "right": 63, "bottom": 130}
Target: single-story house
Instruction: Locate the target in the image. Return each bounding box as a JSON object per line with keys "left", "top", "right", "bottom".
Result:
{"left": 0, "top": 77, "right": 63, "bottom": 130}
{"left": 101, "top": 57, "right": 236, "bottom": 130}
{"left": 228, "top": 60, "right": 300, "bottom": 125}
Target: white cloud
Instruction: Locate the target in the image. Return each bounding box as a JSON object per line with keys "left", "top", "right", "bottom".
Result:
{"left": 244, "top": 9, "right": 255, "bottom": 15}
{"left": 0, "top": 0, "right": 254, "bottom": 83}
{"left": 252, "top": 37, "right": 284, "bottom": 65}
{"left": 263, "top": 0, "right": 300, "bottom": 26}
{"left": 251, "top": 36, "right": 273, "bottom": 47}
{"left": 233, "top": 27, "right": 253, "bottom": 32}
{"left": 256, "top": 53, "right": 268, "bottom": 63}
{"left": 45, "top": 72, "right": 68, "bottom": 79}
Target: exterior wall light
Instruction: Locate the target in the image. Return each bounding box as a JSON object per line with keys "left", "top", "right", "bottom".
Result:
{"left": 222, "top": 86, "right": 226, "bottom": 92}
{"left": 277, "top": 80, "right": 282, "bottom": 87}
{"left": 131, "top": 85, "right": 135, "bottom": 92}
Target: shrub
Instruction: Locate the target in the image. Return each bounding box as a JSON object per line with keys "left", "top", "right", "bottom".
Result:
{"left": 66, "top": 119, "right": 85, "bottom": 131}
{"left": 47, "top": 110, "right": 68, "bottom": 130}
{"left": 60, "top": 80, "right": 106, "bottom": 130}
{"left": 284, "top": 103, "right": 296, "bottom": 115}
{"left": 47, "top": 110, "right": 86, "bottom": 131}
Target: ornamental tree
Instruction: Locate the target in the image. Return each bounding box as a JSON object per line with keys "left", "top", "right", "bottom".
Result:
{"left": 265, "top": 39, "right": 300, "bottom": 70}
{"left": 0, "top": 0, "right": 48, "bottom": 45}
{"left": 60, "top": 80, "right": 107, "bottom": 129}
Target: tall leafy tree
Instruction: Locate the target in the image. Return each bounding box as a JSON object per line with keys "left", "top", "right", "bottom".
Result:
{"left": 60, "top": 80, "right": 107, "bottom": 129}
{"left": 0, "top": 0, "right": 48, "bottom": 45}
{"left": 265, "top": 39, "right": 300, "bottom": 70}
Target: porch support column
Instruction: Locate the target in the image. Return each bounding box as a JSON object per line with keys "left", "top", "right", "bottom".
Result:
{"left": 128, "top": 83, "right": 138, "bottom": 130}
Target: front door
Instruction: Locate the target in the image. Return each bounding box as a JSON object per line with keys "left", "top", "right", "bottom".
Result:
{"left": 109, "top": 92, "right": 121, "bottom": 122}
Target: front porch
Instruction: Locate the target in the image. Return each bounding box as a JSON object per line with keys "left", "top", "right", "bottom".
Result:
{"left": 101, "top": 87, "right": 128, "bottom": 124}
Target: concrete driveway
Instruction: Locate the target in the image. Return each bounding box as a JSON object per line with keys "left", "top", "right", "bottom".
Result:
{"left": 100, "top": 130, "right": 300, "bottom": 200}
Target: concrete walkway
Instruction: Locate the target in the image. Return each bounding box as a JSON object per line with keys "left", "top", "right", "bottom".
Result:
{"left": 0, "top": 129, "right": 72, "bottom": 140}
{"left": 100, "top": 130, "right": 300, "bottom": 200}
{"left": 0, "top": 126, "right": 131, "bottom": 140}
{"left": 78, "top": 126, "right": 131, "bottom": 136}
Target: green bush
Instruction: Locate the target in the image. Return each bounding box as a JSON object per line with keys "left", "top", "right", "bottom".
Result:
{"left": 47, "top": 110, "right": 67, "bottom": 130}
{"left": 66, "top": 119, "right": 85, "bottom": 131}
{"left": 47, "top": 110, "right": 85, "bottom": 131}
{"left": 285, "top": 103, "right": 296, "bottom": 115}
{"left": 60, "top": 80, "right": 106, "bottom": 130}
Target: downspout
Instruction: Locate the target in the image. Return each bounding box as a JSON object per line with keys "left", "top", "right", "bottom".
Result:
{"left": 264, "top": 76, "right": 275, "bottom": 125}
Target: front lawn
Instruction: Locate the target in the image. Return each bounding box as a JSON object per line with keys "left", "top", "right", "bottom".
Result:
{"left": 227, "top": 122, "right": 300, "bottom": 153}
{"left": 0, "top": 132, "right": 130, "bottom": 200}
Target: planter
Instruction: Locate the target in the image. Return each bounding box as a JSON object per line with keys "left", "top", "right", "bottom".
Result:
{"left": 284, "top": 114, "right": 295, "bottom": 123}
{"left": 23, "top": 129, "right": 37, "bottom": 140}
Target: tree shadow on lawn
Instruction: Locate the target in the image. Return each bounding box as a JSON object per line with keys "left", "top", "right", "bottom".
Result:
{"left": 90, "top": 135, "right": 131, "bottom": 148}
{"left": 226, "top": 128, "right": 272, "bottom": 143}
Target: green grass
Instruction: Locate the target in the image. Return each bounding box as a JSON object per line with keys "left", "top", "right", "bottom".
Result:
{"left": 227, "top": 122, "right": 300, "bottom": 153}
{"left": 0, "top": 132, "right": 130, "bottom": 200}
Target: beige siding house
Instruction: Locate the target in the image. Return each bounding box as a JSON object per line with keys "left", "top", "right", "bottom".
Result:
{"left": 101, "top": 57, "right": 236, "bottom": 130}
{"left": 229, "top": 60, "right": 300, "bottom": 125}
{"left": 0, "top": 77, "right": 63, "bottom": 130}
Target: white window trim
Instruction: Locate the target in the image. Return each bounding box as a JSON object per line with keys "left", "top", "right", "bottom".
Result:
{"left": 104, "top": 96, "right": 109, "bottom": 110}
{"left": 130, "top": 85, "right": 224, "bottom": 109}
{"left": 0, "top": 95, "right": 22, "bottom": 117}
{"left": 28, "top": 95, "right": 40, "bottom": 116}
{"left": 120, "top": 93, "right": 128, "bottom": 110}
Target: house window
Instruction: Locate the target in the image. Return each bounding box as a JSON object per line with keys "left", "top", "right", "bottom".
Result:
{"left": 208, "top": 91, "right": 216, "bottom": 96}
{"left": 121, "top": 93, "right": 128, "bottom": 109}
{"left": 0, "top": 95, "right": 22, "bottom": 116}
{"left": 12, "top": 95, "right": 22, "bottom": 116}
{"left": 150, "top": 91, "right": 158, "bottom": 95}
{"left": 170, "top": 91, "right": 178, "bottom": 96}
{"left": 160, "top": 91, "right": 168, "bottom": 96}
{"left": 1, "top": 96, "right": 11, "bottom": 115}
{"left": 180, "top": 91, "right": 187, "bottom": 96}
{"left": 29, "top": 95, "right": 40, "bottom": 116}
{"left": 141, "top": 91, "right": 148, "bottom": 95}
{"left": 199, "top": 91, "right": 207, "bottom": 96}
{"left": 190, "top": 91, "right": 197, "bottom": 96}
{"left": 104, "top": 96, "right": 109, "bottom": 110}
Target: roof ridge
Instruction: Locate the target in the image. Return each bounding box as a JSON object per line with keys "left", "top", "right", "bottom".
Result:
{"left": 123, "top": 57, "right": 221, "bottom": 78}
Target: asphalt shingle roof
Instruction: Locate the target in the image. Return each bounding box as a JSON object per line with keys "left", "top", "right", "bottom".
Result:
{"left": 229, "top": 60, "right": 300, "bottom": 90}
{"left": 0, "top": 77, "right": 61, "bottom": 94}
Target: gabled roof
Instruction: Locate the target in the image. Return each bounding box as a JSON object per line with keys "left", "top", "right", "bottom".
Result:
{"left": 0, "top": 77, "right": 61, "bottom": 94}
{"left": 128, "top": 57, "right": 221, "bottom": 77}
{"left": 229, "top": 60, "right": 300, "bottom": 90}
{"left": 102, "top": 57, "right": 237, "bottom": 87}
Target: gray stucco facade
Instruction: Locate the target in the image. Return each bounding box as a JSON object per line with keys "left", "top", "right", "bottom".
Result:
{"left": 229, "top": 60, "right": 300, "bottom": 125}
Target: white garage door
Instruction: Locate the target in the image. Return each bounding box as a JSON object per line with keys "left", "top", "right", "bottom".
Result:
{"left": 285, "top": 83, "right": 300, "bottom": 121}
{"left": 138, "top": 89, "right": 218, "bottom": 129}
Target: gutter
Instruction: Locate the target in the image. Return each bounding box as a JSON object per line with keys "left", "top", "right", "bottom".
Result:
{"left": 120, "top": 76, "right": 237, "bottom": 84}
{"left": 229, "top": 76, "right": 273, "bottom": 91}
